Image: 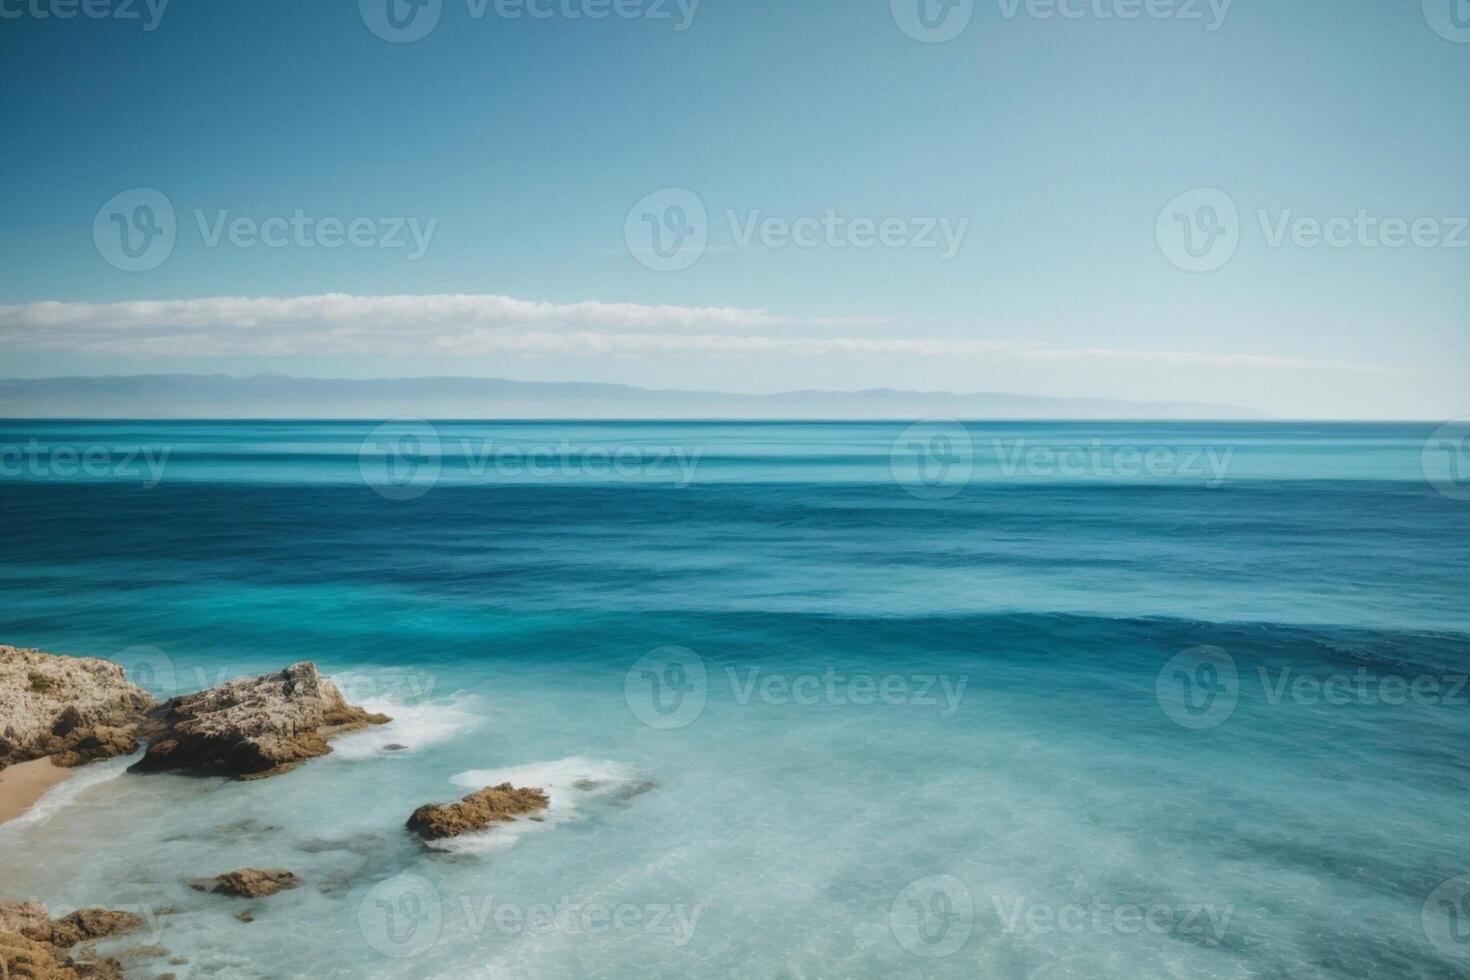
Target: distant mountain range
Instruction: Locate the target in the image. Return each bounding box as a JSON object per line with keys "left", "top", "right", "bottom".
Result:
{"left": 0, "top": 375, "right": 1265, "bottom": 420}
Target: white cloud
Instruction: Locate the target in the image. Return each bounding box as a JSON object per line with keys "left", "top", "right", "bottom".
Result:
{"left": 0, "top": 293, "right": 773, "bottom": 331}
{"left": 0, "top": 292, "right": 1381, "bottom": 372}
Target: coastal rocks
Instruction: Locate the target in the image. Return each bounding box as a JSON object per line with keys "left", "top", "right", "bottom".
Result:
{"left": 45, "top": 910, "right": 146, "bottom": 949}
{"left": 0, "top": 902, "right": 51, "bottom": 938}
{"left": 406, "top": 783, "right": 549, "bottom": 841}
{"left": 188, "top": 869, "right": 298, "bottom": 899}
{"left": 0, "top": 646, "right": 155, "bottom": 770}
{"left": 0, "top": 903, "right": 145, "bottom": 948}
{"left": 0, "top": 902, "right": 144, "bottom": 980}
{"left": 131, "top": 663, "right": 389, "bottom": 779}
{"left": 0, "top": 931, "right": 78, "bottom": 980}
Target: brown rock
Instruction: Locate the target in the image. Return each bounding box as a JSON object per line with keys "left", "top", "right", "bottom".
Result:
{"left": 131, "top": 663, "right": 389, "bottom": 779}
{"left": 0, "top": 931, "right": 75, "bottom": 980}
{"left": 112, "top": 945, "right": 166, "bottom": 962}
{"left": 46, "top": 910, "right": 145, "bottom": 948}
{"left": 406, "top": 783, "right": 549, "bottom": 841}
{"left": 189, "top": 869, "right": 298, "bottom": 899}
{"left": 0, "top": 904, "right": 142, "bottom": 949}
{"left": 0, "top": 903, "right": 52, "bottom": 940}
{"left": 0, "top": 647, "right": 155, "bottom": 771}
{"left": 0, "top": 903, "right": 141, "bottom": 980}
{"left": 73, "top": 963, "right": 125, "bottom": 980}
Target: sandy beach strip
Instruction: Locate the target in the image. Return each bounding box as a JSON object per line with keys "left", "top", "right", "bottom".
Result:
{"left": 0, "top": 757, "right": 75, "bottom": 824}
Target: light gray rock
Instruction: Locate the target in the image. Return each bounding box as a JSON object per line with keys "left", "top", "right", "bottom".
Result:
{"left": 131, "top": 663, "right": 389, "bottom": 779}
{"left": 0, "top": 646, "right": 156, "bottom": 770}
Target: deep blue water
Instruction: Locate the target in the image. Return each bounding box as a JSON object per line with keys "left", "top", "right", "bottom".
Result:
{"left": 1, "top": 421, "right": 1468, "bottom": 978}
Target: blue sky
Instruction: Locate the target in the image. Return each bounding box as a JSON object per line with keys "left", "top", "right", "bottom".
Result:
{"left": 0, "top": 0, "right": 1466, "bottom": 417}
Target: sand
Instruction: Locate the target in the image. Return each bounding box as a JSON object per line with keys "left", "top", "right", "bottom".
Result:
{"left": 0, "top": 757, "right": 75, "bottom": 824}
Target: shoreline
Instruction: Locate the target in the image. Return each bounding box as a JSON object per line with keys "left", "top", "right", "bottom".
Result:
{"left": 0, "top": 757, "right": 76, "bottom": 825}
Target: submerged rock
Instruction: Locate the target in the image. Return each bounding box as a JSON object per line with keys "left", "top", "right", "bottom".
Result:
{"left": 189, "top": 869, "right": 298, "bottom": 899}
{"left": 131, "top": 663, "right": 389, "bottom": 779}
{"left": 113, "top": 944, "right": 167, "bottom": 962}
{"left": 0, "top": 646, "right": 156, "bottom": 770}
{"left": 213, "top": 819, "right": 281, "bottom": 835}
{"left": 406, "top": 783, "right": 549, "bottom": 841}
{"left": 0, "top": 901, "right": 144, "bottom": 980}
{"left": 604, "top": 780, "right": 659, "bottom": 807}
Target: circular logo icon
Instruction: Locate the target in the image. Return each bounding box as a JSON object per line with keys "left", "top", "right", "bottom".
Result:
{"left": 1424, "top": 875, "right": 1470, "bottom": 960}
{"left": 359, "top": 874, "right": 443, "bottom": 959}
{"left": 93, "top": 188, "right": 176, "bottom": 272}
{"left": 360, "top": 0, "right": 441, "bottom": 42}
{"left": 889, "top": 874, "right": 974, "bottom": 958}
{"left": 1156, "top": 188, "right": 1240, "bottom": 273}
{"left": 625, "top": 188, "right": 708, "bottom": 272}
{"left": 114, "top": 644, "right": 180, "bottom": 702}
{"left": 1422, "top": 418, "right": 1470, "bottom": 501}
{"left": 1156, "top": 646, "right": 1239, "bottom": 730}
{"left": 890, "top": 418, "right": 975, "bottom": 500}
{"left": 891, "top": 0, "right": 974, "bottom": 43}
{"left": 1423, "top": 0, "right": 1470, "bottom": 43}
{"left": 624, "top": 646, "right": 708, "bottom": 729}
{"left": 358, "top": 418, "right": 442, "bottom": 501}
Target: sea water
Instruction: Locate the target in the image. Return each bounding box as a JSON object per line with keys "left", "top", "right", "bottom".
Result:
{"left": 0, "top": 421, "right": 1467, "bottom": 978}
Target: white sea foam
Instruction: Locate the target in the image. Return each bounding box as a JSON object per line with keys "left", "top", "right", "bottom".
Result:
{"left": 436, "top": 757, "right": 638, "bottom": 854}
{"left": 325, "top": 681, "right": 484, "bottom": 761}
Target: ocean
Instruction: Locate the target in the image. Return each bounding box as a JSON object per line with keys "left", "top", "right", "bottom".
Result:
{"left": 1, "top": 420, "right": 1468, "bottom": 978}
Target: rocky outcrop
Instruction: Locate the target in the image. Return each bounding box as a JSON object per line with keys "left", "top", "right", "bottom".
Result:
{"left": 0, "top": 931, "right": 78, "bottom": 980}
{"left": 0, "top": 902, "right": 143, "bottom": 980}
{"left": 41, "top": 911, "right": 145, "bottom": 950}
{"left": 189, "top": 869, "right": 297, "bottom": 899}
{"left": 406, "top": 783, "right": 549, "bottom": 841}
{"left": 131, "top": 663, "right": 389, "bottom": 779}
{"left": 0, "top": 903, "right": 51, "bottom": 939}
{"left": 0, "top": 647, "right": 156, "bottom": 770}
{"left": 0, "top": 903, "right": 145, "bottom": 948}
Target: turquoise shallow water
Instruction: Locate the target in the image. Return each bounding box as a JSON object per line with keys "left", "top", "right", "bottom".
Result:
{"left": 1, "top": 421, "right": 1468, "bottom": 978}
